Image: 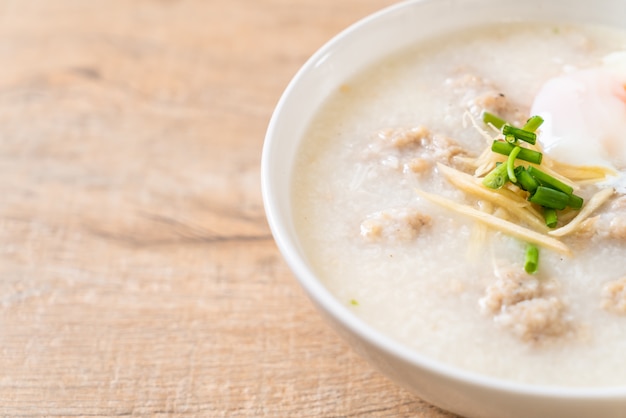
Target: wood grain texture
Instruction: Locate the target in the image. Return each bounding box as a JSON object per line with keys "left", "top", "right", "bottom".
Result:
{"left": 0, "top": 1, "right": 461, "bottom": 416}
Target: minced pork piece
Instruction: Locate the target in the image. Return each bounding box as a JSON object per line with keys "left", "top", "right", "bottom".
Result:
{"left": 377, "top": 125, "right": 430, "bottom": 148}
{"left": 479, "top": 271, "right": 541, "bottom": 314}
{"left": 573, "top": 195, "right": 626, "bottom": 241}
{"left": 405, "top": 157, "right": 432, "bottom": 174}
{"left": 577, "top": 214, "right": 626, "bottom": 241}
{"left": 601, "top": 277, "right": 626, "bottom": 314}
{"left": 480, "top": 269, "right": 568, "bottom": 342}
{"left": 495, "top": 297, "right": 568, "bottom": 342}
{"left": 608, "top": 217, "right": 626, "bottom": 240}
{"left": 360, "top": 207, "right": 431, "bottom": 242}
{"left": 371, "top": 127, "right": 468, "bottom": 171}
{"left": 444, "top": 72, "right": 528, "bottom": 126}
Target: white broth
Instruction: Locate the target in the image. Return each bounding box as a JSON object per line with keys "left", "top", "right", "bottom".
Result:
{"left": 291, "top": 23, "right": 626, "bottom": 387}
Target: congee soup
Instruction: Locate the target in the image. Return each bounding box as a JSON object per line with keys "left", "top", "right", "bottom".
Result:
{"left": 291, "top": 23, "right": 626, "bottom": 387}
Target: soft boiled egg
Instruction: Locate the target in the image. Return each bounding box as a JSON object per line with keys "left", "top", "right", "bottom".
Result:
{"left": 530, "top": 52, "right": 626, "bottom": 172}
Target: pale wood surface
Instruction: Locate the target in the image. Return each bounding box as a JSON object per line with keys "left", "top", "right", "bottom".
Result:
{"left": 0, "top": 1, "right": 460, "bottom": 416}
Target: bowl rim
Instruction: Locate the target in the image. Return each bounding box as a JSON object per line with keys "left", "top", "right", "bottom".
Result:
{"left": 262, "top": 0, "right": 626, "bottom": 400}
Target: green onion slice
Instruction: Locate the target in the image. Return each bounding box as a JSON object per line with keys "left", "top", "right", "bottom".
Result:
{"left": 543, "top": 207, "right": 558, "bottom": 228}
{"left": 526, "top": 166, "right": 574, "bottom": 196}
{"left": 524, "top": 244, "right": 539, "bottom": 274}
{"left": 502, "top": 124, "right": 537, "bottom": 145}
{"left": 507, "top": 146, "right": 521, "bottom": 183}
{"left": 482, "top": 111, "right": 507, "bottom": 130}
{"left": 491, "top": 141, "right": 543, "bottom": 165}
{"left": 528, "top": 186, "right": 570, "bottom": 210}
{"left": 568, "top": 193, "right": 584, "bottom": 210}
{"left": 523, "top": 115, "right": 544, "bottom": 132}
{"left": 482, "top": 162, "right": 509, "bottom": 189}
{"left": 514, "top": 166, "right": 539, "bottom": 193}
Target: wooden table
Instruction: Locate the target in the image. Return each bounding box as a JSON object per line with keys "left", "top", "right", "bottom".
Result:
{"left": 0, "top": 1, "right": 459, "bottom": 416}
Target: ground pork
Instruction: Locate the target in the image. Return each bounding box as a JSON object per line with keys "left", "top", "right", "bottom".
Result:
{"left": 495, "top": 297, "right": 568, "bottom": 342}
{"left": 480, "top": 268, "right": 568, "bottom": 342}
{"left": 577, "top": 213, "right": 626, "bottom": 241}
{"left": 360, "top": 207, "right": 431, "bottom": 243}
{"left": 370, "top": 126, "right": 468, "bottom": 173}
{"left": 479, "top": 271, "right": 541, "bottom": 314}
{"left": 444, "top": 72, "right": 528, "bottom": 127}
{"left": 601, "top": 277, "right": 626, "bottom": 314}
{"left": 378, "top": 125, "right": 430, "bottom": 148}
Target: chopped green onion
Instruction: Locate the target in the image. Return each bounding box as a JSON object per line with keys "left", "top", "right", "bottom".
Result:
{"left": 491, "top": 141, "right": 543, "bottom": 165}
{"left": 528, "top": 186, "right": 570, "bottom": 210}
{"left": 524, "top": 244, "right": 539, "bottom": 274}
{"left": 502, "top": 124, "right": 537, "bottom": 145}
{"left": 507, "top": 146, "right": 521, "bottom": 183}
{"left": 482, "top": 111, "right": 507, "bottom": 130}
{"left": 568, "top": 193, "right": 584, "bottom": 210}
{"left": 350, "top": 299, "right": 359, "bottom": 306}
{"left": 505, "top": 134, "right": 517, "bottom": 144}
{"left": 523, "top": 115, "right": 544, "bottom": 132}
{"left": 543, "top": 207, "right": 558, "bottom": 228}
{"left": 526, "top": 166, "right": 574, "bottom": 196}
{"left": 514, "top": 166, "right": 539, "bottom": 193}
{"left": 482, "top": 162, "right": 509, "bottom": 189}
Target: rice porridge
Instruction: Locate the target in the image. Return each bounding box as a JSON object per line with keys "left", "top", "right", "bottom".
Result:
{"left": 291, "top": 23, "right": 626, "bottom": 387}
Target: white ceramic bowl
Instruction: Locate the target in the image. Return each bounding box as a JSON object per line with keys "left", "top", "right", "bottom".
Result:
{"left": 261, "top": 1, "right": 626, "bottom": 417}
